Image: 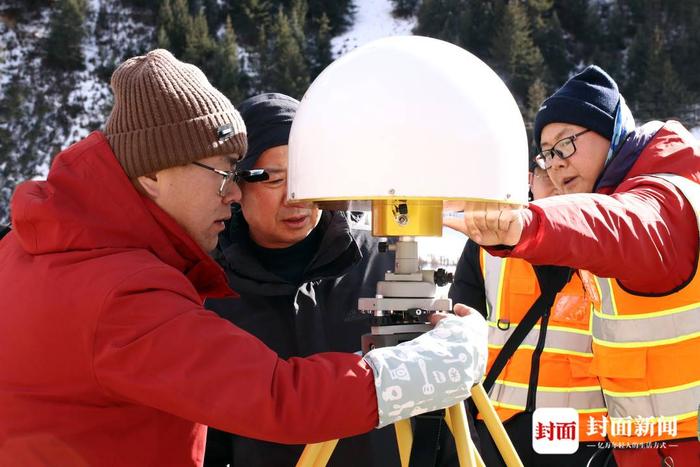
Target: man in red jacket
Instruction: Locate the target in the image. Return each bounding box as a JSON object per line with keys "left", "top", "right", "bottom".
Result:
{"left": 0, "top": 49, "right": 487, "bottom": 467}
{"left": 446, "top": 65, "right": 700, "bottom": 466}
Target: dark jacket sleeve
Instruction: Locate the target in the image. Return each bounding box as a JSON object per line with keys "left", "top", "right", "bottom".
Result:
{"left": 448, "top": 239, "right": 488, "bottom": 319}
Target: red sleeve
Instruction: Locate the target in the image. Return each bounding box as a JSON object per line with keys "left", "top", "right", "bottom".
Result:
{"left": 488, "top": 176, "right": 698, "bottom": 294}
{"left": 93, "top": 266, "right": 378, "bottom": 444}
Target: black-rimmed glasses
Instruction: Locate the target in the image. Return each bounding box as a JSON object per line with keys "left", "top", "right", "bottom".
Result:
{"left": 535, "top": 129, "right": 591, "bottom": 170}
{"left": 192, "top": 161, "right": 269, "bottom": 197}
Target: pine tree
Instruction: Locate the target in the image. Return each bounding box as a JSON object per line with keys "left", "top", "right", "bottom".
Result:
{"left": 260, "top": 8, "right": 310, "bottom": 98}
{"left": 663, "top": 0, "right": 700, "bottom": 97}
{"left": 634, "top": 27, "right": 689, "bottom": 121}
{"left": 45, "top": 0, "right": 87, "bottom": 71}
{"left": 157, "top": 0, "right": 174, "bottom": 50}
{"left": 415, "top": 0, "right": 506, "bottom": 60}
{"left": 160, "top": 0, "right": 191, "bottom": 57}
{"left": 527, "top": 1, "right": 569, "bottom": 86}
{"left": 391, "top": 0, "right": 420, "bottom": 18}
{"left": 311, "top": 13, "right": 333, "bottom": 76}
{"left": 289, "top": 0, "right": 308, "bottom": 49}
{"left": 202, "top": 0, "right": 221, "bottom": 33}
{"left": 525, "top": 78, "right": 548, "bottom": 126}
{"left": 490, "top": 0, "right": 544, "bottom": 105}
{"left": 238, "top": 0, "right": 273, "bottom": 47}
{"left": 554, "top": 0, "right": 599, "bottom": 50}
{"left": 535, "top": 10, "right": 569, "bottom": 85}
{"left": 306, "top": 0, "right": 354, "bottom": 35}
{"left": 157, "top": 26, "right": 171, "bottom": 51}
{"left": 184, "top": 10, "right": 215, "bottom": 63}
{"left": 415, "top": 0, "right": 472, "bottom": 49}
{"left": 212, "top": 16, "right": 245, "bottom": 104}
{"left": 586, "top": 1, "right": 630, "bottom": 81}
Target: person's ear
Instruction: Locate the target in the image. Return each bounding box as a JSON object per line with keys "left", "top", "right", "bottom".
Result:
{"left": 135, "top": 173, "right": 160, "bottom": 199}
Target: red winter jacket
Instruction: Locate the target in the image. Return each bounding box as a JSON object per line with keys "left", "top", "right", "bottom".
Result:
{"left": 0, "top": 132, "right": 377, "bottom": 467}
{"left": 496, "top": 121, "right": 700, "bottom": 294}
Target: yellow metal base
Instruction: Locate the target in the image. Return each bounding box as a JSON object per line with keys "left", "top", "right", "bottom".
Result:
{"left": 371, "top": 200, "right": 443, "bottom": 237}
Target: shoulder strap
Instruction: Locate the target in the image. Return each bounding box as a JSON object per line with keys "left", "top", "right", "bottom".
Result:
{"left": 483, "top": 265, "right": 572, "bottom": 393}
{"left": 409, "top": 410, "right": 445, "bottom": 467}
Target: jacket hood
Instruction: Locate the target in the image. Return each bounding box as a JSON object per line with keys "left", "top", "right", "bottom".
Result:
{"left": 596, "top": 120, "right": 699, "bottom": 192}
{"left": 595, "top": 121, "right": 664, "bottom": 191}
{"left": 219, "top": 210, "right": 363, "bottom": 295}
{"left": 10, "top": 131, "right": 232, "bottom": 298}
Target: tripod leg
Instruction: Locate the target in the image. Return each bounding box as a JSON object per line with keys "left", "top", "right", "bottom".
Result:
{"left": 446, "top": 403, "right": 477, "bottom": 467}
{"left": 295, "top": 439, "right": 338, "bottom": 467}
{"left": 444, "top": 409, "right": 485, "bottom": 467}
{"left": 470, "top": 384, "right": 523, "bottom": 467}
{"left": 394, "top": 418, "right": 413, "bottom": 467}
{"left": 470, "top": 441, "right": 486, "bottom": 467}
{"left": 313, "top": 439, "right": 339, "bottom": 467}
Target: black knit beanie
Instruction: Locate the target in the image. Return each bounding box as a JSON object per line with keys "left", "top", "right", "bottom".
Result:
{"left": 533, "top": 65, "right": 620, "bottom": 149}
{"left": 236, "top": 93, "right": 299, "bottom": 170}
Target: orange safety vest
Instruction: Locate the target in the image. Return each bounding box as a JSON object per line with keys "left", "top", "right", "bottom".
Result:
{"left": 481, "top": 251, "right": 607, "bottom": 441}
{"left": 586, "top": 173, "right": 700, "bottom": 444}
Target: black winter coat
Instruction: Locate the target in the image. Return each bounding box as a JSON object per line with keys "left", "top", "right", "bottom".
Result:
{"left": 204, "top": 210, "right": 401, "bottom": 467}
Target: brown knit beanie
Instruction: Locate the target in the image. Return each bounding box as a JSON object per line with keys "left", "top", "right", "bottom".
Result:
{"left": 105, "top": 49, "right": 247, "bottom": 178}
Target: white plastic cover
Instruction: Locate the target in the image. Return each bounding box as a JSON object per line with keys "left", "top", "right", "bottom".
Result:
{"left": 287, "top": 36, "right": 529, "bottom": 206}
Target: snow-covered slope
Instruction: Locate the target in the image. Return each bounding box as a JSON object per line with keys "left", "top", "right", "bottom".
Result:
{"left": 0, "top": 0, "right": 155, "bottom": 222}
{"left": 332, "top": 0, "right": 415, "bottom": 58}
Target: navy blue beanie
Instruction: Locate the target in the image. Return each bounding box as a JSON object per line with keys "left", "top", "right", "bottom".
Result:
{"left": 533, "top": 65, "right": 620, "bottom": 149}
{"left": 236, "top": 93, "right": 299, "bottom": 170}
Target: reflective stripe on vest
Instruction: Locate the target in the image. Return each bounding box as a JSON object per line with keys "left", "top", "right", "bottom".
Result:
{"left": 603, "top": 381, "right": 700, "bottom": 420}
{"left": 590, "top": 172, "right": 700, "bottom": 440}
{"left": 488, "top": 321, "right": 592, "bottom": 356}
{"left": 593, "top": 279, "right": 700, "bottom": 347}
{"left": 490, "top": 380, "right": 606, "bottom": 413}
{"left": 483, "top": 252, "right": 505, "bottom": 322}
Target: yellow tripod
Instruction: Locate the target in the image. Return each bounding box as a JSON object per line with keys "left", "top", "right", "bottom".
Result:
{"left": 296, "top": 383, "right": 523, "bottom": 467}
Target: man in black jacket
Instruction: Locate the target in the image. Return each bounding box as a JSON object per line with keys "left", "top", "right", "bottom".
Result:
{"left": 203, "top": 93, "right": 402, "bottom": 467}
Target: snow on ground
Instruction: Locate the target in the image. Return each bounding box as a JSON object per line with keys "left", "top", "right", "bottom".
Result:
{"left": 331, "top": 0, "right": 416, "bottom": 58}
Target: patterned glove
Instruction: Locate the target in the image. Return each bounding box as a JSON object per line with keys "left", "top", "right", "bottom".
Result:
{"left": 363, "top": 313, "right": 487, "bottom": 427}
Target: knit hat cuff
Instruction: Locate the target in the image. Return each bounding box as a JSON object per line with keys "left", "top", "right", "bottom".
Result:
{"left": 108, "top": 111, "right": 247, "bottom": 178}
{"left": 534, "top": 95, "right": 615, "bottom": 149}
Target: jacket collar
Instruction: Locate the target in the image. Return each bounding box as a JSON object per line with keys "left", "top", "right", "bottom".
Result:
{"left": 595, "top": 121, "right": 665, "bottom": 191}
{"left": 219, "top": 210, "right": 362, "bottom": 295}
{"left": 11, "top": 131, "right": 233, "bottom": 298}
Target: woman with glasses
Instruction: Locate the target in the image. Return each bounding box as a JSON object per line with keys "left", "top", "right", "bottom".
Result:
{"left": 447, "top": 65, "right": 700, "bottom": 467}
